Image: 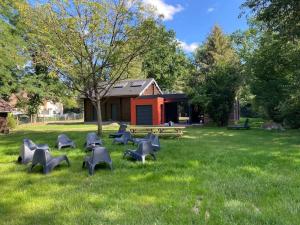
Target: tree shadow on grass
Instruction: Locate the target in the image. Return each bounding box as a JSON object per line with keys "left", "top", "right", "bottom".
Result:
{"left": 1, "top": 126, "right": 300, "bottom": 224}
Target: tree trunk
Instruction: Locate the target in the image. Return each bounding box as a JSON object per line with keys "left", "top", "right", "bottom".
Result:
{"left": 95, "top": 99, "right": 103, "bottom": 136}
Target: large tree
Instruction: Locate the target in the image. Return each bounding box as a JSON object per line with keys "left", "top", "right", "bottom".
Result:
{"left": 20, "top": 0, "right": 157, "bottom": 135}
{"left": 242, "top": 30, "right": 300, "bottom": 125}
{"left": 142, "top": 25, "right": 191, "bottom": 92}
{"left": 242, "top": 0, "right": 300, "bottom": 40}
{"left": 0, "top": 0, "right": 28, "bottom": 99}
{"left": 241, "top": 1, "right": 300, "bottom": 127}
{"left": 188, "top": 25, "right": 242, "bottom": 126}
{"left": 17, "top": 60, "right": 68, "bottom": 122}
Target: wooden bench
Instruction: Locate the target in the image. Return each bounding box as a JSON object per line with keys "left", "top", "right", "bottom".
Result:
{"left": 129, "top": 126, "right": 185, "bottom": 137}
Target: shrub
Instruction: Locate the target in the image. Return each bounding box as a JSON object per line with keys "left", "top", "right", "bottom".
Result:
{"left": 7, "top": 113, "right": 17, "bottom": 129}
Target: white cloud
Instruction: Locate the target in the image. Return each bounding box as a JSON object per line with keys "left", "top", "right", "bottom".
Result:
{"left": 178, "top": 40, "right": 199, "bottom": 53}
{"left": 143, "top": 0, "right": 183, "bottom": 21}
{"left": 207, "top": 7, "right": 215, "bottom": 13}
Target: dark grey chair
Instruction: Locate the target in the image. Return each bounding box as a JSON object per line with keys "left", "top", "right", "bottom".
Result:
{"left": 133, "top": 133, "right": 152, "bottom": 145}
{"left": 18, "top": 139, "right": 49, "bottom": 164}
{"left": 109, "top": 123, "right": 127, "bottom": 138}
{"left": 123, "top": 141, "right": 156, "bottom": 164}
{"left": 56, "top": 134, "right": 75, "bottom": 150}
{"left": 113, "top": 131, "right": 134, "bottom": 145}
{"left": 227, "top": 118, "right": 250, "bottom": 130}
{"left": 150, "top": 134, "right": 161, "bottom": 151}
{"left": 30, "top": 149, "right": 70, "bottom": 174}
{"left": 82, "top": 146, "right": 113, "bottom": 175}
{"left": 85, "top": 132, "right": 103, "bottom": 150}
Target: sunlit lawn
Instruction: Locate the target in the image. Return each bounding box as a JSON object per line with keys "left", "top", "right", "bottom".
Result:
{"left": 0, "top": 122, "right": 299, "bottom": 225}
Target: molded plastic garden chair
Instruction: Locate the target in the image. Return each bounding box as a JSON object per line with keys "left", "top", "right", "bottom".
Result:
{"left": 85, "top": 132, "right": 103, "bottom": 151}
{"left": 132, "top": 133, "right": 152, "bottom": 145}
{"left": 150, "top": 134, "right": 161, "bottom": 152}
{"left": 30, "top": 149, "right": 70, "bottom": 174}
{"left": 123, "top": 141, "right": 156, "bottom": 164}
{"left": 109, "top": 123, "right": 127, "bottom": 138}
{"left": 56, "top": 134, "right": 76, "bottom": 150}
{"left": 227, "top": 118, "right": 250, "bottom": 130}
{"left": 113, "top": 131, "right": 134, "bottom": 145}
{"left": 133, "top": 133, "right": 160, "bottom": 151}
{"left": 18, "top": 139, "right": 49, "bottom": 164}
{"left": 82, "top": 146, "right": 112, "bottom": 175}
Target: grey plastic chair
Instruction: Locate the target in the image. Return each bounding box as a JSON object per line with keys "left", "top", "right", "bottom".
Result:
{"left": 56, "top": 134, "right": 76, "bottom": 150}
{"left": 109, "top": 124, "right": 127, "bottom": 138}
{"left": 85, "top": 132, "right": 103, "bottom": 150}
{"left": 82, "top": 146, "right": 112, "bottom": 175}
{"left": 123, "top": 141, "right": 156, "bottom": 164}
{"left": 227, "top": 118, "right": 250, "bottom": 130}
{"left": 133, "top": 133, "right": 152, "bottom": 145}
{"left": 150, "top": 134, "right": 161, "bottom": 152}
{"left": 18, "top": 139, "right": 49, "bottom": 164}
{"left": 30, "top": 149, "right": 70, "bottom": 174}
{"left": 113, "top": 131, "right": 134, "bottom": 145}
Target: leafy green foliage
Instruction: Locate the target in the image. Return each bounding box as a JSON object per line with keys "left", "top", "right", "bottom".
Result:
{"left": 240, "top": 1, "right": 300, "bottom": 128}
{"left": 242, "top": 0, "right": 300, "bottom": 40}
{"left": 188, "top": 26, "right": 242, "bottom": 126}
{"left": 6, "top": 113, "right": 16, "bottom": 129}
{"left": 0, "top": 0, "right": 28, "bottom": 99}
{"left": 19, "top": 0, "right": 159, "bottom": 134}
{"left": 16, "top": 61, "right": 67, "bottom": 117}
{"left": 142, "top": 25, "right": 191, "bottom": 92}
{"left": 240, "top": 29, "right": 300, "bottom": 126}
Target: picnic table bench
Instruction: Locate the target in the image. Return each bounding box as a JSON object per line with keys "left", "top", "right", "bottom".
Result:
{"left": 129, "top": 126, "right": 185, "bottom": 137}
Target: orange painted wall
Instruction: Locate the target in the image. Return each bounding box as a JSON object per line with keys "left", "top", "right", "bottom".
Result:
{"left": 131, "top": 97, "right": 164, "bottom": 125}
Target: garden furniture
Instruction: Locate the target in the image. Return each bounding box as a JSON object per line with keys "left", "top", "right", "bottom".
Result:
{"left": 82, "top": 146, "right": 112, "bottom": 175}
{"left": 30, "top": 149, "right": 70, "bottom": 174}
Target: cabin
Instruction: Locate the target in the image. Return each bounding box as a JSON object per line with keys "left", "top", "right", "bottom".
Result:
{"left": 83, "top": 78, "right": 240, "bottom": 125}
{"left": 0, "top": 99, "right": 12, "bottom": 134}
{"left": 84, "top": 79, "right": 162, "bottom": 124}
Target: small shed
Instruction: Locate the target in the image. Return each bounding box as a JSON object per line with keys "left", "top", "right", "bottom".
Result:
{"left": 0, "top": 99, "right": 13, "bottom": 134}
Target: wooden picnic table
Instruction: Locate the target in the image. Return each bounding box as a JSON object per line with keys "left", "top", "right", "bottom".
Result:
{"left": 129, "top": 126, "right": 185, "bottom": 137}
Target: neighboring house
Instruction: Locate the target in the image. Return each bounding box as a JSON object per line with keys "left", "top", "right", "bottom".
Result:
{"left": 0, "top": 99, "right": 12, "bottom": 134}
{"left": 84, "top": 78, "right": 240, "bottom": 125}
{"left": 9, "top": 93, "right": 63, "bottom": 117}
{"left": 38, "top": 101, "right": 64, "bottom": 117}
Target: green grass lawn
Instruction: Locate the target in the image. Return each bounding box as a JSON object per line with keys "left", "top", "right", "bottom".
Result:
{"left": 0, "top": 123, "right": 300, "bottom": 225}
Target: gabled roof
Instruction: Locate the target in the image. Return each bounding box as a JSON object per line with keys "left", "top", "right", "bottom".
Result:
{"left": 101, "top": 78, "right": 162, "bottom": 97}
{"left": 0, "top": 99, "right": 12, "bottom": 113}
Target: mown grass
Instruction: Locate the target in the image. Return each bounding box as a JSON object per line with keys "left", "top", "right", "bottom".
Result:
{"left": 0, "top": 123, "right": 299, "bottom": 225}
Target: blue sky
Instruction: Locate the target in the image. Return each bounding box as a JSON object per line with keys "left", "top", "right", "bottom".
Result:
{"left": 143, "top": 0, "right": 249, "bottom": 52}
{"left": 29, "top": 0, "right": 248, "bottom": 53}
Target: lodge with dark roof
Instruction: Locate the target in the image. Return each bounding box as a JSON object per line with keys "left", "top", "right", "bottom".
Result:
{"left": 83, "top": 78, "right": 240, "bottom": 125}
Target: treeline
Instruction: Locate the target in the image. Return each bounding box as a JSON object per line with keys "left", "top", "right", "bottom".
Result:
{"left": 0, "top": 0, "right": 299, "bottom": 128}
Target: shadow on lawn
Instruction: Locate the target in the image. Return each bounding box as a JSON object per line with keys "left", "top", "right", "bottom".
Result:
{"left": 1, "top": 126, "right": 300, "bottom": 224}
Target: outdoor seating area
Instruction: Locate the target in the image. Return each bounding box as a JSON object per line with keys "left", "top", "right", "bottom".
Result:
{"left": 1, "top": 122, "right": 299, "bottom": 224}
{"left": 1, "top": 0, "right": 299, "bottom": 223}
{"left": 16, "top": 124, "right": 162, "bottom": 175}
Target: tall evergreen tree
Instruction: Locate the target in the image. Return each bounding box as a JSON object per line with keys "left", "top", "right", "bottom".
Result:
{"left": 188, "top": 25, "right": 242, "bottom": 126}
